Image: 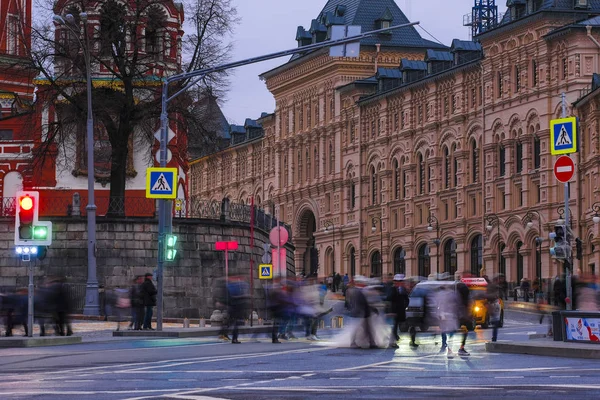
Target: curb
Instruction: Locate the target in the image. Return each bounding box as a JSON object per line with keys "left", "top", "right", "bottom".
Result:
{"left": 0, "top": 336, "right": 82, "bottom": 348}
{"left": 486, "top": 341, "right": 600, "bottom": 359}
{"left": 113, "top": 324, "right": 304, "bottom": 338}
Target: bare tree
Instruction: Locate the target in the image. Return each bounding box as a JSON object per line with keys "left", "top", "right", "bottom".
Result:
{"left": 28, "top": 0, "right": 237, "bottom": 214}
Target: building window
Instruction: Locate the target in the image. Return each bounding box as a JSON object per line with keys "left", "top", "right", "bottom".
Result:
{"left": 497, "top": 71, "right": 503, "bottom": 98}
{"left": 0, "top": 129, "right": 14, "bottom": 140}
{"left": 371, "top": 166, "right": 377, "bottom": 205}
{"left": 394, "top": 113, "right": 399, "bottom": 131}
{"left": 371, "top": 120, "right": 376, "bottom": 138}
{"left": 418, "top": 244, "right": 430, "bottom": 278}
{"left": 452, "top": 145, "right": 458, "bottom": 187}
{"left": 499, "top": 144, "right": 506, "bottom": 176}
{"left": 418, "top": 153, "right": 425, "bottom": 195}
{"left": 444, "top": 97, "right": 449, "bottom": 117}
{"left": 470, "top": 234, "right": 483, "bottom": 277}
{"left": 299, "top": 107, "right": 304, "bottom": 131}
{"left": 444, "top": 147, "right": 450, "bottom": 189}
{"left": 329, "top": 142, "right": 334, "bottom": 174}
{"left": 330, "top": 96, "right": 335, "bottom": 120}
{"left": 306, "top": 150, "right": 311, "bottom": 181}
{"left": 283, "top": 156, "right": 288, "bottom": 186}
{"left": 371, "top": 251, "right": 382, "bottom": 278}
{"left": 532, "top": 60, "right": 538, "bottom": 87}
{"left": 517, "top": 241, "right": 524, "bottom": 283}
{"left": 444, "top": 239, "right": 457, "bottom": 275}
{"left": 314, "top": 148, "right": 319, "bottom": 178}
{"left": 403, "top": 170, "right": 408, "bottom": 198}
{"left": 471, "top": 140, "right": 480, "bottom": 183}
{"left": 351, "top": 182, "right": 356, "bottom": 209}
{"left": 393, "top": 159, "right": 400, "bottom": 200}
{"left": 350, "top": 123, "right": 355, "bottom": 143}
{"left": 516, "top": 142, "right": 523, "bottom": 173}
{"left": 307, "top": 104, "right": 311, "bottom": 128}
{"left": 534, "top": 137, "right": 541, "bottom": 169}
{"left": 562, "top": 58, "right": 568, "bottom": 80}
{"left": 297, "top": 151, "right": 302, "bottom": 183}
{"left": 515, "top": 66, "right": 521, "bottom": 93}
{"left": 394, "top": 247, "right": 406, "bottom": 274}
{"left": 350, "top": 247, "right": 356, "bottom": 277}
{"left": 401, "top": 111, "right": 406, "bottom": 129}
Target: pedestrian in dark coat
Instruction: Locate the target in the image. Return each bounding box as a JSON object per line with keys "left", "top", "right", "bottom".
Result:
{"left": 129, "top": 276, "right": 144, "bottom": 330}
{"left": 388, "top": 274, "right": 409, "bottom": 348}
{"left": 347, "top": 276, "right": 378, "bottom": 349}
{"left": 141, "top": 273, "right": 157, "bottom": 330}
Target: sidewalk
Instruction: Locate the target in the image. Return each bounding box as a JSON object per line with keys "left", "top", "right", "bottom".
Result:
{"left": 486, "top": 338, "right": 600, "bottom": 359}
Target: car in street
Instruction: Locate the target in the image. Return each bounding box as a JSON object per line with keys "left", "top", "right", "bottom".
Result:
{"left": 403, "top": 278, "right": 504, "bottom": 332}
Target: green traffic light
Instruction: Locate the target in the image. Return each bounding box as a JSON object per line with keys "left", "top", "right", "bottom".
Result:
{"left": 166, "top": 249, "right": 177, "bottom": 261}
{"left": 33, "top": 226, "right": 48, "bottom": 239}
{"left": 166, "top": 235, "right": 177, "bottom": 247}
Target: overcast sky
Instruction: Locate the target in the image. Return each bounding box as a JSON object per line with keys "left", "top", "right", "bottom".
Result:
{"left": 222, "top": 0, "right": 508, "bottom": 125}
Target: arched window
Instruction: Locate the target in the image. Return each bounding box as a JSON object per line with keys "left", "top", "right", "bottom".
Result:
{"left": 517, "top": 241, "right": 524, "bottom": 283}
{"left": 470, "top": 234, "right": 483, "bottom": 276}
{"left": 350, "top": 181, "right": 356, "bottom": 209}
{"left": 444, "top": 239, "right": 457, "bottom": 275}
{"left": 306, "top": 150, "right": 311, "bottom": 182}
{"left": 418, "top": 153, "right": 425, "bottom": 195}
{"left": 393, "top": 247, "right": 406, "bottom": 274}
{"left": 297, "top": 151, "right": 302, "bottom": 183}
{"left": 418, "top": 244, "right": 430, "bottom": 277}
{"left": 516, "top": 141, "right": 523, "bottom": 173}
{"left": 371, "top": 251, "right": 382, "bottom": 278}
{"left": 283, "top": 156, "right": 288, "bottom": 186}
{"left": 329, "top": 142, "right": 335, "bottom": 174}
{"left": 443, "top": 146, "right": 450, "bottom": 189}
{"left": 371, "top": 166, "right": 377, "bottom": 205}
{"left": 393, "top": 159, "right": 400, "bottom": 200}
{"left": 533, "top": 136, "right": 541, "bottom": 169}
{"left": 452, "top": 144, "right": 458, "bottom": 187}
{"left": 471, "top": 140, "right": 480, "bottom": 183}
{"left": 499, "top": 144, "right": 506, "bottom": 176}
{"left": 499, "top": 243, "right": 506, "bottom": 276}
{"left": 350, "top": 247, "right": 356, "bottom": 277}
{"left": 313, "top": 147, "right": 319, "bottom": 178}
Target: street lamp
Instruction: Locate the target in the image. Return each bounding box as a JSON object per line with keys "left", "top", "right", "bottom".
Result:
{"left": 372, "top": 215, "right": 383, "bottom": 277}
{"left": 523, "top": 211, "right": 543, "bottom": 294}
{"left": 427, "top": 214, "right": 441, "bottom": 277}
{"left": 324, "top": 220, "right": 335, "bottom": 285}
{"left": 485, "top": 214, "right": 501, "bottom": 277}
{"left": 592, "top": 202, "right": 600, "bottom": 224}
{"left": 53, "top": 13, "right": 99, "bottom": 315}
{"left": 557, "top": 206, "right": 573, "bottom": 228}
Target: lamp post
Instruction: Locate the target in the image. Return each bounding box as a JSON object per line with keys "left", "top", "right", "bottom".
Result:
{"left": 324, "top": 220, "right": 335, "bottom": 286}
{"left": 485, "top": 214, "right": 500, "bottom": 278}
{"left": 523, "top": 211, "right": 543, "bottom": 297}
{"left": 53, "top": 13, "right": 99, "bottom": 315}
{"left": 427, "top": 215, "right": 441, "bottom": 277}
{"left": 557, "top": 206, "right": 574, "bottom": 228}
{"left": 372, "top": 216, "right": 383, "bottom": 277}
{"left": 592, "top": 202, "right": 600, "bottom": 224}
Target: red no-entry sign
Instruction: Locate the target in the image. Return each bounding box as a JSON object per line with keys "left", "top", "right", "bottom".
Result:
{"left": 554, "top": 156, "right": 575, "bottom": 183}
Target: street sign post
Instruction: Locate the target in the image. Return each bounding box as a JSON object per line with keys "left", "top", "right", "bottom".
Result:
{"left": 259, "top": 264, "right": 273, "bottom": 279}
{"left": 550, "top": 117, "right": 577, "bottom": 155}
{"left": 554, "top": 155, "right": 575, "bottom": 183}
{"left": 146, "top": 167, "right": 178, "bottom": 199}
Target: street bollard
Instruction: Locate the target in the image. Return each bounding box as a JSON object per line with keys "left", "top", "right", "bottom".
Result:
{"left": 337, "top": 316, "right": 344, "bottom": 328}
{"left": 199, "top": 318, "right": 206, "bottom": 328}
{"left": 331, "top": 318, "right": 337, "bottom": 329}
{"left": 183, "top": 318, "right": 190, "bottom": 328}
{"left": 319, "top": 320, "right": 325, "bottom": 329}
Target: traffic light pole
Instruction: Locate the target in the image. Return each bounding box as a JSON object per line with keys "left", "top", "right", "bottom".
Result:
{"left": 27, "top": 260, "right": 34, "bottom": 337}
{"left": 561, "top": 93, "right": 573, "bottom": 311}
{"left": 155, "top": 22, "right": 419, "bottom": 330}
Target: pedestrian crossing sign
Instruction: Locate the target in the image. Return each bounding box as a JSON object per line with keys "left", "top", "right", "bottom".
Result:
{"left": 550, "top": 117, "right": 577, "bottom": 155}
{"left": 146, "top": 167, "right": 178, "bottom": 199}
{"left": 259, "top": 264, "right": 273, "bottom": 279}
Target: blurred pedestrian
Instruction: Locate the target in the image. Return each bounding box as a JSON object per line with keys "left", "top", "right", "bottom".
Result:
{"left": 388, "top": 274, "right": 409, "bottom": 348}
{"left": 342, "top": 273, "right": 350, "bottom": 295}
{"left": 141, "top": 273, "right": 157, "bottom": 330}
{"left": 553, "top": 275, "right": 566, "bottom": 309}
{"left": 226, "top": 275, "right": 250, "bottom": 344}
{"left": 521, "top": 278, "right": 530, "bottom": 302}
{"left": 50, "top": 277, "right": 73, "bottom": 336}
{"left": 347, "top": 276, "right": 378, "bottom": 349}
{"left": 487, "top": 277, "right": 502, "bottom": 342}
{"left": 129, "top": 276, "right": 144, "bottom": 330}
{"left": 455, "top": 280, "right": 471, "bottom": 356}
{"left": 436, "top": 285, "right": 459, "bottom": 357}
{"left": 113, "top": 286, "right": 131, "bottom": 331}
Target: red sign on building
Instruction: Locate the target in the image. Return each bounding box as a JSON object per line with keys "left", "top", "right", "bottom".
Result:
{"left": 554, "top": 156, "right": 575, "bottom": 183}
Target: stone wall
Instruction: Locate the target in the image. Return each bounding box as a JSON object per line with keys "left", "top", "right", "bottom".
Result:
{"left": 0, "top": 216, "right": 295, "bottom": 318}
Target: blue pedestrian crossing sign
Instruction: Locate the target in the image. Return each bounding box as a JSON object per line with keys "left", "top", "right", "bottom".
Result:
{"left": 146, "top": 167, "right": 178, "bottom": 199}
{"left": 550, "top": 117, "right": 577, "bottom": 155}
{"left": 259, "top": 264, "right": 273, "bottom": 280}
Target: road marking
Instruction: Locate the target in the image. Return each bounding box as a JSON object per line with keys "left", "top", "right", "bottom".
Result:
{"left": 549, "top": 375, "right": 580, "bottom": 378}
{"left": 334, "top": 360, "right": 393, "bottom": 372}
{"left": 495, "top": 376, "right": 524, "bottom": 379}
{"left": 330, "top": 377, "right": 361, "bottom": 380}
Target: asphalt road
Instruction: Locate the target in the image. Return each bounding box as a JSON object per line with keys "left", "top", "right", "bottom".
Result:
{"left": 0, "top": 309, "right": 598, "bottom": 400}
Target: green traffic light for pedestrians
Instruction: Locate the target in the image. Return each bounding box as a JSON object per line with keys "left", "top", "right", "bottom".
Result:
{"left": 165, "top": 234, "right": 177, "bottom": 261}
{"left": 33, "top": 226, "right": 48, "bottom": 240}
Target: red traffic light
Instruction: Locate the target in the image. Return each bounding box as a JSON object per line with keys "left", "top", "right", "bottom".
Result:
{"left": 20, "top": 196, "right": 33, "bottom": 211}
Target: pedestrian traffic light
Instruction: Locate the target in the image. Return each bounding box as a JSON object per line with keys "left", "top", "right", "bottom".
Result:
{"left": 14, "top": 191, "right": 52, "bottom": 248}
{"left": 165, "top": 234, "right": 177, "bottom": 261}
{"left": 576, "top": 238, "right": 583, "bottom": 260}
{"left": 554, "top": 224, "right": 566, "bottom": 243}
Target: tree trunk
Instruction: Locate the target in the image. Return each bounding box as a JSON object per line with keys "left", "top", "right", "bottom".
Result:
{"left": 107, "top": 136, "right": 130, "bottom": 216}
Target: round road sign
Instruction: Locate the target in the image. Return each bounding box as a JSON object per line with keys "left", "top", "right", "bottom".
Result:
{"left": 553, "top": 155, "right": 575, "bottom": 183}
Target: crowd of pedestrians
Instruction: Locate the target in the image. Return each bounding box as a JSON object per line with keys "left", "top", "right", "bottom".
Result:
{"left": 0, "top": 276, "right": 73, "bottom": 337}
{"left": 106, "top": 273, "right": 157, "bottom": 331}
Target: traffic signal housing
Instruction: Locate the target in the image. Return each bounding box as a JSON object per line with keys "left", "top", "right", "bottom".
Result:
{"left": 576, "top": 238, "right": 583, "bottom": 260}
{"left": 550, "top": 224, "right": 570, "bottom": 260}
{"left": 14, "top": 191, "right": 52, "bottom": 247}
{"left": 165, "top": 234, "right": 177, "bottom": 261}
